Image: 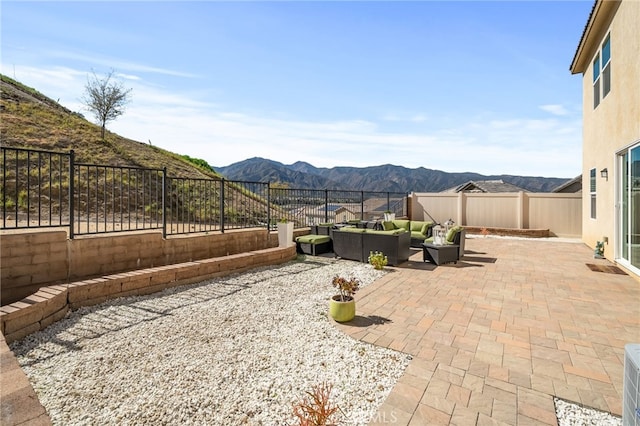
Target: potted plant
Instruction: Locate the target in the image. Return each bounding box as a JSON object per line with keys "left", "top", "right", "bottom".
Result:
{"left": 277, "top": 217, "right": 294, "bottom": 248}
{"left": 594, "top": 240, "right": 605, "bottom": 258}
{"left": 329, "top": 275, "right": 360, "bottom": 322}
{"left": 383, "top": 210, "right": 395, "bottom": 222}
{"left": 368, "top": 251, "right": 388, "bottom": 270}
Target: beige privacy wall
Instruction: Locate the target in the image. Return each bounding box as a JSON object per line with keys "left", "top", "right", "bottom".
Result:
{"left": 0, "top": 227, "right": 293, "bottom": 306}
{"left": 411, "top": 192, "right": 582, "bottom": 238}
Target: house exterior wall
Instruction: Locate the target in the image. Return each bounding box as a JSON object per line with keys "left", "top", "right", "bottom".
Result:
{"left": 576, "top": 0, "right": 640, "bottom": 267}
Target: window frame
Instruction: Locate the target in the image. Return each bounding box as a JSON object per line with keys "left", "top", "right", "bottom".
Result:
{"left": 593, "top": 54, "right": 601, "bottom": 108}
{"left": 592, "top": 33, "right": 611, "bottom": 109}
{"left": 601, "top": 35, "right": 611, "bottom": 98}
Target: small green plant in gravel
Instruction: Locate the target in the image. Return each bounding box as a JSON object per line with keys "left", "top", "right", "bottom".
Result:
{"left": 368, "top": 251, "right": 388, "bottom": 270}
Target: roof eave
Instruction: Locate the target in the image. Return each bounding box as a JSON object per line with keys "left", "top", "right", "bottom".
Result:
{"left": 570, "top": 0, "right": 621, "bottom": 74}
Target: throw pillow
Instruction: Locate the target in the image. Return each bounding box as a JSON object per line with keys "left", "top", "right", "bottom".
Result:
{"left": 410, "top": 221, "right": 424, "bottom": 232}
{"left": 392, "top": 220, "right": 410, "bottom": 231}
{"left": 446, "top": 225, "right": 463, "bottom": 243}
{"left": 382, "top": 221, "right": 394, "bottom": 231}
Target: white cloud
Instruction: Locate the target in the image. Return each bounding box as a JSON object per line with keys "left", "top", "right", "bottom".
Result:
{"left": 113, "top": 104, "right": 580, "bottom": 177}
{"left": 116, "top": 73, "right": 141, "bottom": 81}
{"left": 47, "top": 50, "right": 198, "bottom": 79}
{"left": 382, "top": 113, "right": 429, "bottom": 123}
{"left": 539, "top": 104, "right": 569, "bottom": 116}
{"left": 2, "top": 64, "right": 581, "bottom": 178}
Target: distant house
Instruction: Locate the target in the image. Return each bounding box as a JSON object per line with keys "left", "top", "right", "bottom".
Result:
{"left": 552, "top": 175, "right": 582, "bottom": 193}
{"left": 443, "top": 180, "right": 528, "bottom": 193}
{"left": 570, "top": 0, "right": 639, "bottom": 276}
{"left": 362, "top": 197, "right": 405, "bottom": 220}
{"left": 301, "top": 203, "right": 356, "bottom": 224}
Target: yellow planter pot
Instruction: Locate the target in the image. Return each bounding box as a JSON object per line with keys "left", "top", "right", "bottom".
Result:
{"left": 329, "top": 295, "right": 356, "bottom": 322}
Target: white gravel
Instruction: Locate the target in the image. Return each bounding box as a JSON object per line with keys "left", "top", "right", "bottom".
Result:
{"left": 555, "top": 398, "right": 622, "bottom": 426}
{"left": 10, "top": 256, "right": 411, "bottom": 425}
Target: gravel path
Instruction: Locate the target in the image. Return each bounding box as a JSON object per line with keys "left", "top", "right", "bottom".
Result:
{"left": 10, "top": 256, "right": 411, "bottom": 425}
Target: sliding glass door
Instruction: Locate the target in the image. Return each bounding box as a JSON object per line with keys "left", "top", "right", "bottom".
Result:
{"left": 618, "top": 142, "right": 640, "bottom": 272}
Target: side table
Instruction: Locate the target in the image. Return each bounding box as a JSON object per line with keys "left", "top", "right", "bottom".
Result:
{"left": 422, "top": 243, "right": 460, "bottom": 265}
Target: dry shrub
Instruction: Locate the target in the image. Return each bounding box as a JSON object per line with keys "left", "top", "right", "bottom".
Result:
{"left": 292, "top": 382, "right": 341, "bottom": 426}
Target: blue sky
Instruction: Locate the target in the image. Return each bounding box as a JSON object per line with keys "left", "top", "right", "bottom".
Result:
{"left": 2, "top": 1, "right": 593, "bottom": 178}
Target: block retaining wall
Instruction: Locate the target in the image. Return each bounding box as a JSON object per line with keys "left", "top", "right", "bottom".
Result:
{"left": 1, "top": 227, "right": 308, "bottom": 306}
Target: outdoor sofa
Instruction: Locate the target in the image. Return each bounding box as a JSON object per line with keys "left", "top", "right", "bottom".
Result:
{"left": 382, "top": 219, "right": 435, "bottom": 248}
{"left": 331, "top": 227, "right": 411, "bottom": 266}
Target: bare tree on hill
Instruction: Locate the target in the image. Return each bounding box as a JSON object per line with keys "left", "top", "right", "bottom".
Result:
{"left": 82, "top": 69, "right": 132, "bottom": 139}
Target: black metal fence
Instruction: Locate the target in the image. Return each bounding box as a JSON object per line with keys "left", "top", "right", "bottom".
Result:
{"left": 1, "top": 147, "right": 408, "bottom": 238}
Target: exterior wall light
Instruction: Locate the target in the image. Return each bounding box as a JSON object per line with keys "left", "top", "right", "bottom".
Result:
{"left": 600, "top": 168, "right": 608, "bottom": 180}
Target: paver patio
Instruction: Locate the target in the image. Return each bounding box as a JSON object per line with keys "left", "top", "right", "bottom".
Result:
{"left": 2, "top": 235, "right": 638, "bottom": 425}
{"left": 334, "top": 236, "right": 640, "bottom": 425}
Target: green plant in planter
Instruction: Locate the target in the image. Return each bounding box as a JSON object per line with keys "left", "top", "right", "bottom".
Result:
{"left": 368, "top": 251, "right": 388, "bottom": 270}
{"left": 594, "top": 241, "right": 605, "bottom": 258}
{"left": 331, "top": 276, "right": 360, "bottom": 302}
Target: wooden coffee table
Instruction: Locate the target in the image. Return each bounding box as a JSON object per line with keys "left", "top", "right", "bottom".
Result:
{"left": 422, "top": 243, "right": 460, "bottom": 265}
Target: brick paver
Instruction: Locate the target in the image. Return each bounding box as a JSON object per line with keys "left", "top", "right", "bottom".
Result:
{"left": 334, "top": 236, "right": 640, "bottom": 425}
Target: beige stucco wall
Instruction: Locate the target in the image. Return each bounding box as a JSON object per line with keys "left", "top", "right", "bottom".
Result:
{"left": 580, "top": 0, "right": 640, "bottom": 262}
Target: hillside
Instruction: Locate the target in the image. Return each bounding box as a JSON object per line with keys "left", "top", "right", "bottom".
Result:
{"left": 0, "top": 75, "right": 219, "bottom": 179}
{"left": 216, "top": 158, "right": 571, "bottom": 193}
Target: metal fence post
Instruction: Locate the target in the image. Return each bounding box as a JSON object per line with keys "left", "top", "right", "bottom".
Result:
{"left": 69, "top": 150, "right": 75, "bottom": 239}
{"left": 162, "top": 167, "right": 167, "bottom": 238}
{"left": 324, "top": 189, "right": 329, "bottom": 223}
{"left": 267, "top": 182, "right": 271, "bottom": 233}
{"left": 220, "top": 178, "right": 225, "bottom": 233}
{"left": 405, "top": 192, "right": 409, "bottom": 218}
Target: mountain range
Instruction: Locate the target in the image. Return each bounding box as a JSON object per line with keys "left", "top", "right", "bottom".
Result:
{"left": 215, "top": 158, "right": 571, "bottom": 193}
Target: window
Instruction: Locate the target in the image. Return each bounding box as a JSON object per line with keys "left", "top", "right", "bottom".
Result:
{"left": 602, "top": 35, "right": 611, "bottom": 97}
{"left": 590, "top": 168, "right": 597, "bottom": 219}
{"left": 593, "top": 34, "right": 611, "bottom": 109}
